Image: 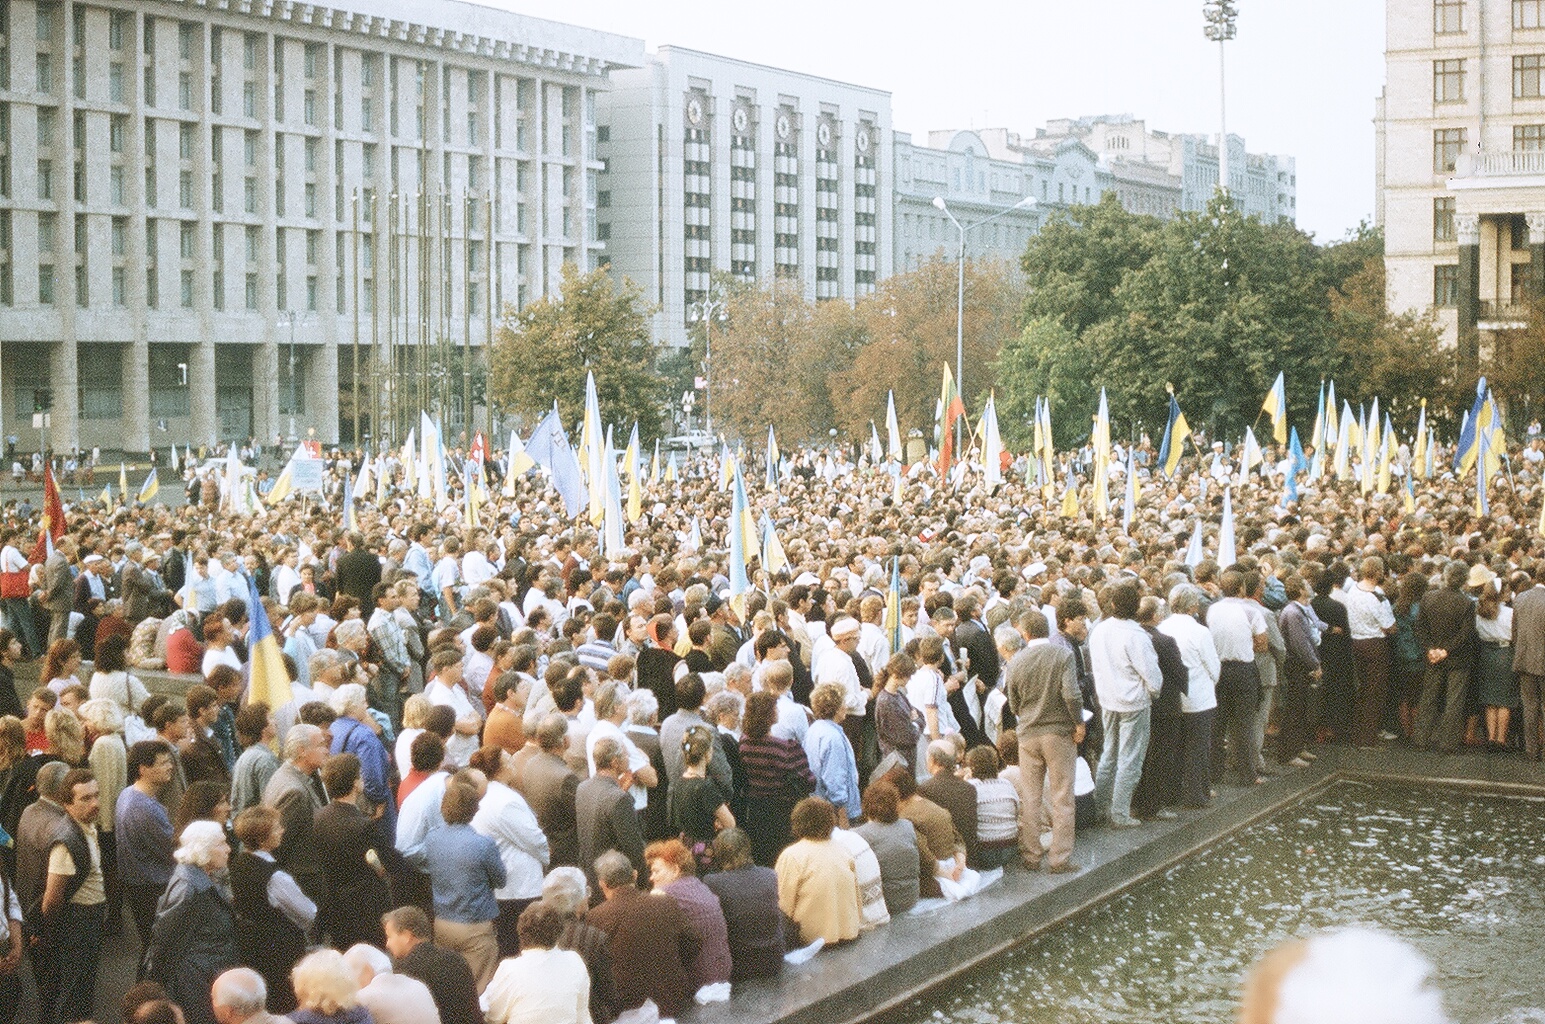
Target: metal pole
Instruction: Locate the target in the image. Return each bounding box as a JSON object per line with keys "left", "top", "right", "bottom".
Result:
{"left": 463, "top": 189, "right": 472, "bottom": 442}
{"left": 352, "top": 189, "right": 362, "bottom": 447}
{"left": 955, "top": 224, "right": 965, "bottom": 455}
{"left": 1218, "top": 39, "right": 1228, "bottom": 195}
{"left": 485, "top": 188, "right": 494, "bottom": 441}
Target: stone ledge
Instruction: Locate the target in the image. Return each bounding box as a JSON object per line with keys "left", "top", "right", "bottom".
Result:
{"left": 687, "top": 747, "right": 1545, "bottom": 1024}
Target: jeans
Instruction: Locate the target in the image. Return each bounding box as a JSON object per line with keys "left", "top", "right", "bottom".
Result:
{"left": 1093, "top": 707, "right": 1151, "bottom": 825}
{"left": 0, "top": 597, "right": 41, "bottom": 658}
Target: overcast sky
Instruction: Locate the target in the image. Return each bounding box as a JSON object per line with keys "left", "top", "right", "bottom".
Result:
{"left": 494, "top": 0, "right": 1385, "bottom": 242}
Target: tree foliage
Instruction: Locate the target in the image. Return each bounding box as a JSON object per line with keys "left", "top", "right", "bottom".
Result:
{"left": 1016, "top": 195, "right": 1457, "bottom": 442}
{"left": 489, "top": 263, "right": 667, "bottom": 437}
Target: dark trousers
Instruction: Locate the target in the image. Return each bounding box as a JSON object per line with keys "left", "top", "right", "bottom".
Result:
{"left": 125, "top": 882, "right": 164, "bottom": 949}
{"left": 1277, "top": 663, "right": 1320, "bottom": 760}
{"left": 1179, "top": 709, "right": 1215, "bottom": 807}
{"left": 494, "top": 897, "right": 538, "bottom": 958}
{"left": 1212, "top": 661, "right": 1261, "bottom": 784}
{"left": 37, "top": 903, "right": 104, "bottom": 1024}
{"left": 1414, "top": 663, "right": 1469, "bottom": 753}
{"left": 1521, "top": 673, "right": 1545, "bottom": 760}
{"left": 0, "top": 969, "right": 18, "bottom": 1024}
{"left": 1351, "top": 638, "right": 1391, "bottom": 746}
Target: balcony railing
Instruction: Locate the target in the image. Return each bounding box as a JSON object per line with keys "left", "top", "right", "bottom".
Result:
{"left": 1477, "top": 299, "right": 1530, "bottom": 323}
{"left": 1455, "top": 150, "right": 1545, "bottom": 177}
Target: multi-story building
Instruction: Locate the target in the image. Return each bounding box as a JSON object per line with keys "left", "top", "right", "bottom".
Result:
{"left": 597, "top": 47, "right": 892, "bottom": 348}
{"left": 0, "top": 0, "right": 641, "bottom": 451}
{"left": 1377, "top": 0, "right": 1545, "bottom": 372}
{"left": 1033, "top": 115, "right": 1295, "bottom": 223}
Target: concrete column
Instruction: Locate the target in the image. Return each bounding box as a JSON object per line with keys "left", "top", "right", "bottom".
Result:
{"left": 313, "top": 340, "right": 340, "bottom": 444}
{"left": 189, "top": 339, "right": 217, "bottom": 447}
{"left": 258, "top": 334, "right": 280, "bottom": 444}
{"left": 1528, "top": 213, "right": 1545, "bottom": 300}
{"left": 49, "top": 338, "right": 79, "bottom": 456}
{"left": 1456, "top": 213, "right": 1480, "bottom": 377}
{"left": 122, "top": 338, "right": 150, "bottom": 455}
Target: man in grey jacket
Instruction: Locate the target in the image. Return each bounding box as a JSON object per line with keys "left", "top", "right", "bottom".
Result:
{"left": 1006, "top": 611, "right": 1085, "bottom": 872}
{"left": 1513, "top": 564, "right": 1545, "bottom": 760}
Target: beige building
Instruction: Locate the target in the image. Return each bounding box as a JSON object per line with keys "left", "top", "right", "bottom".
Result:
{"left": 1378, "top": 0, "right": 1545, "bottom": 372}
{"left": 0, "top": 0, "right": 641, "bottom": 451}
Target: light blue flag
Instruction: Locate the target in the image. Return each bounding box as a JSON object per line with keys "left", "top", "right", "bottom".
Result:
{"left": 525, "top": 404, "right": 588, "bottom": 518}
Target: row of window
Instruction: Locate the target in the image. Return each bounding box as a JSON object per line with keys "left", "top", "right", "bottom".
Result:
{"left": 1433, "top": 55, "right": 1545, "bottom": 101}
{"left": 1433, "top": 262, "right": 1533, "bottom": 305}
{"left": 1435, "top": 0, "right": 1545, "bottom": 33}
{"left": 1431, "top": 123, "right": 1545, "bottom": 174}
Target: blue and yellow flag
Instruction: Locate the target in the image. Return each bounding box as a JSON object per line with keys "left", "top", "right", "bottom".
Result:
{"left": 245, "top": 573, "right": 290, "bottom": 711}
{"left": 884, "top": 557, "right": 902, "bottom": 655}
{"left": 137, "top": 468, "right": 159, "bottom": 504}
{"left": 1261, "top": 372, "right": 1287, "bottom": 445}
{"left": 1158, "top": 388, "right": 1191, "bottom": 479}
{"left": 1454, "top": 378, "right": 1490, "bottom": 474}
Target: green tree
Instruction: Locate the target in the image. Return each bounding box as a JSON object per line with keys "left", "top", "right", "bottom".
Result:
{"left": 489, "top": 263, "right": 667, "bottom": 437}
{"left": 993, "top": 316, "right": 1095, "bottom": 449}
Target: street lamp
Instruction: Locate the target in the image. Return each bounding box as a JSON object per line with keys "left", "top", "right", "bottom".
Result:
{"left": 688, "top": 299, "right": 727, "bottom": 437}
{"left": 1203, "top": 0, "right": 1238, "bottom": 196}
{"left": 282, "top": 311, "right": 310, "bottom": 446}
{"left": 932, "top": 194, "right": 1038, "bottom": 453}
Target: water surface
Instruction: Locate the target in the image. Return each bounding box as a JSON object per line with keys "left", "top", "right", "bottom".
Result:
{"left": 892, "top": 783, "right": 1545, "bottom": 1024}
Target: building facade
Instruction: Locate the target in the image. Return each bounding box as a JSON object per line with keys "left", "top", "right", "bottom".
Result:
{"left": 1033, "top": 115, "right": 1296, "bottom": 223}
{"left": 1378, "top": 0, "right": 1545, "bottom": 371}
{"left": 0, "top": 0, "right": 641, "bottom": 451}
{"left": 597, "top": 47, "right": 891, "bottom": 349}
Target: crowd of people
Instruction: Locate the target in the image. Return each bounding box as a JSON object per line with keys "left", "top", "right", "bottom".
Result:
{"left": 0, "top": 414, "right": 1542, "bottom": 1024}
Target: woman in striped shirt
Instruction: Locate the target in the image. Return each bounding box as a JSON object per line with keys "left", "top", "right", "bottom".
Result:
{"left": 738, "top": 692, "right": 815, "bottom": 867}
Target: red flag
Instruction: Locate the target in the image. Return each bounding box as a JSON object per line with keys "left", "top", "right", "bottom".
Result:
{"left": 470, "top": 432, "right": 488, "bottom": 464}
{"left": 28, "top": 462, "right": 65, "bottom": 564}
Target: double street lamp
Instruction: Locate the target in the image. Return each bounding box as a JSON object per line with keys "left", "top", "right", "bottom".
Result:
{"left": 932, "top": 194, "right": 1038, "bottom": 452}
{"left": 688, "top": 298, "right": 727, "bottom": 437}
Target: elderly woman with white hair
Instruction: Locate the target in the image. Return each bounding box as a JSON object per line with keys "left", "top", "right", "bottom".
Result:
{"left": 342, "top": 941, "right": 440, "bottom": 1024}
{"left": 328, "top": 682, "right": 396, "bottom": 835}
{"left": 289, "top": 947, "right": 374, "bottom": 1024}
{"left": 143, "top": 819, "right": 239, "bottom": 1024}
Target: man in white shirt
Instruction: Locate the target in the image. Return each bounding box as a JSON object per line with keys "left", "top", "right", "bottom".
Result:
{"left": 424, "top": 649, "right": 483, "bottom": 768}
{"left": 1087, "top": 581, "right": 1162, "bottom": 827}
{"left": 1341, "top": 556, "right": 1397, "bottom": 747}
{"left": 583, "top": 682, "right": 656, "bottom": 810}
{"left": 815, "top": 617, "right": 866, "bottom": 753}
{"left": 1207, "top": 569, "right": 1269, "bottom": 784}
{"left": 1160, "top": 584, "right": 1221, "bottom": 808}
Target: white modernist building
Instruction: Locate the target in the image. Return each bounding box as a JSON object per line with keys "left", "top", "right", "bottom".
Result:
{"left": 1377, "top": 0, "right": 1545, "bottom": 374}
{"left": 597, "top": 47, "right": 891, "bottom": 348}
{"left": 0, "top": 0, "right": 642, "bottom": 451}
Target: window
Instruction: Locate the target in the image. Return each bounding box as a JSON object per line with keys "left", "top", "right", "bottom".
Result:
{"left": 245, "top": 273, "right": 257, "bottom": 309}
{"left": 179, "top": 22, "right": 194, "bottom": 60}
{"left": 110, "top": 63, "right": 124, "bottom": 103}
{"left": 144, "top": 67, "right": 155, "bottom": 107}
{"left": 244, "top": 34, "right": 257, "bottom": 71}
{"left": 110, "top": 116, "right": 126, "bottom": 152}
{"left": 181, "top": 269, "right": 193, "bottom": 307}
{"left": 1434, "top": 264, "right": 1459, "bottom": 305}
{"left": 112, "top": 267, "right": 126, "bottom": 306}
{"left": 303, "top": 90, "right": 315, "bottom": 125}
{"left": 243, "top": 82, "right": 256, "bottom": 118}
{"left": 179, "top": 170, "right": 193, "bottom": 208}
{"left": 110, "top": 166, "right": 124, "bottom": 204}
{"left": 1517, "top": 123, "right": 1545, "bottom": 150}
{"left": 38, "top": 265, "right": 54, "bottom": 304}
{"left": 1517, "top": 0, "right": 1545, "bottom": 28}
{"left": 1516, "top": 55, "right": 1545, "bottom": 97}
{"left": 110, "top": 13, "right": 126, "bottom": 50}
{"left": 305, "top": 136, "right": 317, "bottom": 172}
{"left": 36, "top": 53, "right": 53, "bottom": 93}
{"left": 1434, "top": 197, "right": 1456, "bottom": 240}
{"left": 245, "top": 177, "right": 256, "bottom": 213}
{"left": 361, "top": 97, "right": 373, "bottom": 132}
{"left": 245, "top": 131, "right": 258, "bottom": 166}
{"left": 179, "top": 72, "right": 192, "bottom": 110}
{"left": 245, "top": 225, "right": 258, "bottom": 261}
{"left": 1434, "top": 128, "right": 1466, "bottom": 172}
{"left": 37, "top": 159, "right": 51, "bottom": 199}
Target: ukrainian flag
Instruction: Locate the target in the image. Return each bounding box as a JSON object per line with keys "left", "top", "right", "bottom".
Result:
{"left": 137, "top": 468, "right": 159, "bottom": 504}
{"left": 1157, "top": 388, "right": 1191, "bottom": 479}
{"left": 245, "top": 573, "right": 291, "bottom": 711}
